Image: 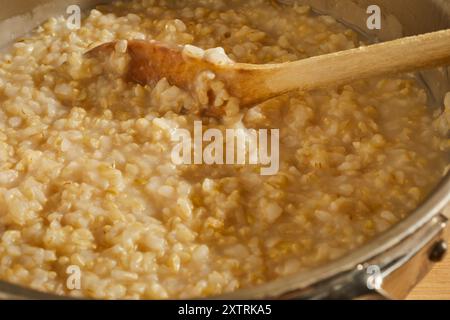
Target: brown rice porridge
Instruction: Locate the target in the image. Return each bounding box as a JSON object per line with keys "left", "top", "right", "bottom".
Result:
{"left": 0, "top": 0, "right": 448, "bottom": 299}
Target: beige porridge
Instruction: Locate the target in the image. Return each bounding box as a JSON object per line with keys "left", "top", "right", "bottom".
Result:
{"left": 0, "top": 0, "right": 448, "bottom": 299}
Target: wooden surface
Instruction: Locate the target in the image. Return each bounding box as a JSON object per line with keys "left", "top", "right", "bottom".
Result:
{"left": 408, "top": 253, "right": 450, "bottom": 300}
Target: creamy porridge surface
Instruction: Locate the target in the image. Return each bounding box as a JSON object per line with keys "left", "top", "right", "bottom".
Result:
{"left": 0, "top": 0, "right": 449, "bottom": 299}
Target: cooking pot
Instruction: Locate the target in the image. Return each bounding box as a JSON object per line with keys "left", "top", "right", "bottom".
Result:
{"left": 0, "top": 0, "right": 449, "bottom": 300}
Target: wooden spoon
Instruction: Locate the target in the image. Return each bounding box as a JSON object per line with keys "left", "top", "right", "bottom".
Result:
{"left": 87, "top": 29, "right": 450, "bottom": 107}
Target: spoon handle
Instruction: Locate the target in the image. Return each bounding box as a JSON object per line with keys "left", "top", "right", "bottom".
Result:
{"left": 231, "top": 29, "right": 450, "bottom": 105}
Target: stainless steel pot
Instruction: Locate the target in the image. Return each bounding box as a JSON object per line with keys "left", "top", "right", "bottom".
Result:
{"left": 0, "top": 0, "right": 449, "bottom": 300}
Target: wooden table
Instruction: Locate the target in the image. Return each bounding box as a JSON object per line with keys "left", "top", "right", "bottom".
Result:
{"left": 408, "top": 251, "right": 450, "bottom": 300}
